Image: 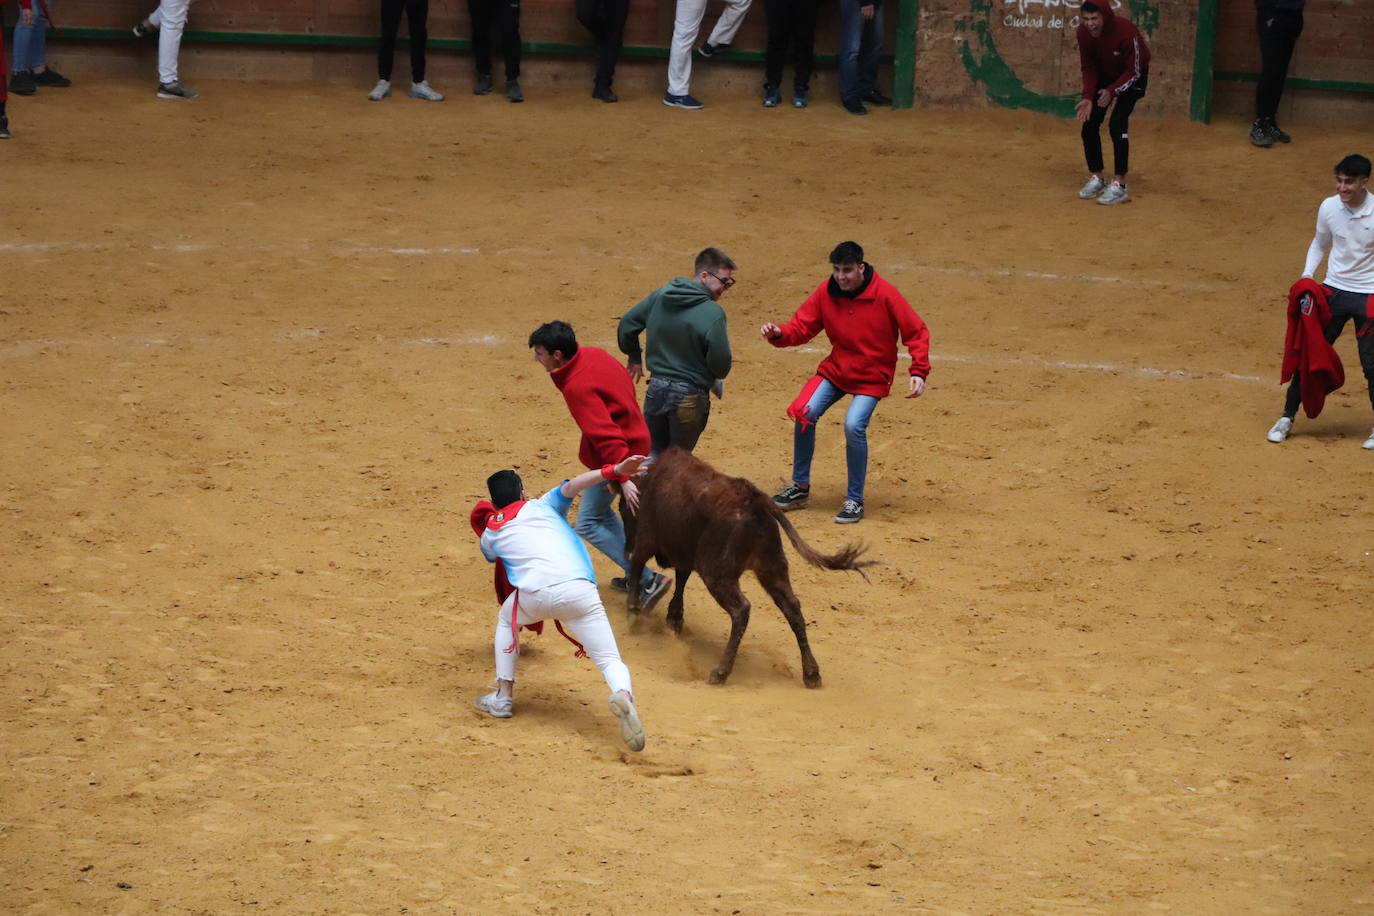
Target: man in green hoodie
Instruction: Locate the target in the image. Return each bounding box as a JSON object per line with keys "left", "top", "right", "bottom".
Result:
{"left": 617, "top": 248, "right": 736, "bottom": 457}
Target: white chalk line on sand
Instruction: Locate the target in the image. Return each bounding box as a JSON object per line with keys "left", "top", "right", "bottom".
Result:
{"left": 4, "top": 242, "right": 1220, "bottom": 290}
{"left": 0, "top": 332, "right": 1266, "bottom": 385}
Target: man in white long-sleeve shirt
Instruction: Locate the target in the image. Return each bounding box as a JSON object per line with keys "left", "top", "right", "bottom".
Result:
{"left": 1267, "top": 154, "right": 1374, "bottom": 450}
{"left": 472, "top": 455, "right": 648, "bottom": 751}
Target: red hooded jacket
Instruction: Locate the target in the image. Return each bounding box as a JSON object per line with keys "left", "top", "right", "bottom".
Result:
{"left": 769, "top": 267, "right": 931, "bottom": 399}
{"left": 1077, "top": 3, "right": 1151, "bottom": 100}
{"left": 549, "top": 345, "right": 651, "bottom": 469}
{"left": 1281, "top": 279, "right": 1344, "bottom": 419}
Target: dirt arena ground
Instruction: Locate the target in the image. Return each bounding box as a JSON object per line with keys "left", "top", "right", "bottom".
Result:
{"left": 3, "top": 79, "right": 1373, "bottom": 914}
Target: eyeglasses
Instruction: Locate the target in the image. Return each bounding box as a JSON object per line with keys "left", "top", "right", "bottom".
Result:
{"left": 706, "top": 272, "right": 736, "bottom": 289}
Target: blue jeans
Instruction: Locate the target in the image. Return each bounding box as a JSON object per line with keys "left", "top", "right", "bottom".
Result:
{"left": 837, "top": 0, "right": 882, "bottom": 102}
{"left": 10, "top": 2, "right": 48, "bottom": 72}
{"left": 574, "top": 480, "right": 656, "bottom": 588}
{"left": 643, "top": 377, "right": 711, "bottom": 458}
{"left": 791, "top": 378, "right": 879, "bottom": 503}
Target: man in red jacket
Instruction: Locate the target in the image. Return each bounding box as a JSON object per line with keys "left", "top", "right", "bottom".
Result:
{"left": 528, "top": 320, "right": 671, "bottom": 608}
{"left": 760, "top": 241, "right": 931, "bottom": 524}
{"left": 1073, "top": 1, "right": 1151, "bottom": 206}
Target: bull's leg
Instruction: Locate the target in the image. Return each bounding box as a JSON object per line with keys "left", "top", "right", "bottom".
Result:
{"left": 626, "top": 539, "right": 651, "bottom": 615}
{"left": 699, "top": 575, "right": 751, "bottom": 685}
{"left": 665, "top": 570, "right": 691, "bottom": 634}
{"left": 758, "top": 570, "right": 822, "bottom": 688}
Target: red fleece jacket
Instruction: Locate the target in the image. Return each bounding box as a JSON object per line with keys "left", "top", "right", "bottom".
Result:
{"left": 549, "top": 346, "right": 651, "bottom": 469}
{"left": 769, "top": 269, "right": 931, "bottom": 398}
{"left": 1281, "top": 279, "right": 1344, "bottom": 419}
{"left": 1077, "top": 3, "right": 1151, "bottom": 100}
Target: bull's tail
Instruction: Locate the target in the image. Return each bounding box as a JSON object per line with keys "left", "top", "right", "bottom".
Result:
{"left": 765, "top": 499, "right": 874, "bottom": 578}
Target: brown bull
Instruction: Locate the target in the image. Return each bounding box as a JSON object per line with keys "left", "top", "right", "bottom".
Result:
{"left": 625, "top": 448, "right": 871, "bottom": 687}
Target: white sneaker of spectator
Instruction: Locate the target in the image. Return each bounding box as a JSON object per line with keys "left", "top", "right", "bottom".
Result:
{"left": 409, "top": 80, "right": 444, "bottom": 101}
{"left": 368, "top": 79, "right": 391, "bottom": 101}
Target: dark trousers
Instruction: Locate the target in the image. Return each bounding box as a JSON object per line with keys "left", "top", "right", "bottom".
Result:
{"left": 469, "top": 0, "right": 522, "bottom": 80}
{"left": 378, "top": 0, "right": 429, "bottom": 83}
{"left": 764, "top": 0, "right": 819, "bottom": 94}
{"left": 1284, "top": 287, "right": 1374, "bottom": 417}
{"left": 1082, "top": 70, "right": 1148, "bottom": 177}
{"left": 576, "top": 0, "right": 629, "bottom": 89}
{"left": 643, "top": 378, "right": 711, "bottom": 457}
{"left": 1256, "top": 8, "right": 1303, "bottom": 121}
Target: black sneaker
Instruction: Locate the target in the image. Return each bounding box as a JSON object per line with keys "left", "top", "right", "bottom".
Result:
{"left": 697, "top": 41, "right": 730, "bottom": 58}
{"left": 9, "top": 70, "right": 36, "bottom": 96}
{"left": 33, "top": 68, "right": 72, "bottom": 88}
{"left": 1268, "top": 121, "right": 1292, "bottom": 143}
{"left": 842, "top": 97, "right": 867, "bottom": 115}
{"left": 773, "top": 483, "right": 810, "bottom": 510}
{"left": 639, "top": 573, "right": 672, "bottom": 613}
{"left": 862, "top": 89, "right": 892, "bottom": 106}
{"left": 0, "top": 116, "right": 10, "bottom": 140}
{"left": 610, "top": 576, "right": 628, "bottom": 592}
{"left": 835, "top": 499, "right": 864, "bottom": 524}
{"left": 1249, "top": 119, "right": 1274, "bottom": 148}
{"left": 473, "top": 73, "right": 493, "bottom": 95}
{"left": 592, "top": 85, "right": 618, "bottom": 103}
{"left": 156, "top": 81, "right": 198, "bottom": 100}
{"left": 132, "top": 20, "right": 157, "bottom": 38}
{"left": 506, "top": 80, "right": 524, "bottom": 103}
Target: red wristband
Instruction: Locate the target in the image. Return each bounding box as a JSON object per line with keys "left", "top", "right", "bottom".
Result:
{"left": 601, "top": 463, "right": 630, "bottom": 483}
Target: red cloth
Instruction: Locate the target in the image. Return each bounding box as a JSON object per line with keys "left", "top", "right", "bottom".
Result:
{"left": 1076, "top": 3, "right": 1151, "bottom": 100}
{"left": 1281, "top": 279, "right": 1344, "bottom": 419}
{"left": 548, "top": 346, "right": 651, "bottom": 469}
{"left": 768, "top": 270, "right": 931, "bottom": 398}
{"left": 786, "top": 374, "right": 825, "bottom": 431}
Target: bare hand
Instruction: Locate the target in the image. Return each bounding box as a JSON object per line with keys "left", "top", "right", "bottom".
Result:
{"left": 861, "top": 3, "right": 875, "bottom": 18}
{"left": 907, "top": 376, "right": 926, "bottom": 399}
{"left": 760, "top": 322, "right": 782, "bottom": 340}
{"left": 626, "top": 360, "right": 643, "bottom": 382}
{"left": 616, "top": 455, "right": 649, "bottom": 479}
{"left": 1096, "top": 88, "right": 1111, "bottom": 108}
{"left": 620, "top": 478, "right": 641, "bottom": 513}
{"left": 1074, "top": 98, "right": 1092, "bottom": 123}
{"left": 22, "top": 7, "right": 34, "bottom": 25}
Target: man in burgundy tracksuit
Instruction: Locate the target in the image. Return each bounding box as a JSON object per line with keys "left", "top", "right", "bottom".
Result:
{"left": 1, "top": 0, "right": 36, "bottom": 139}
{"left": 528, "top": 320, "right": 671, "bottom": 609}
{"left": 760, "top": 241, "right": 931, "bottom": 525}
{"left": 1073, "top": 1, "right": 1151, "bottom": 206}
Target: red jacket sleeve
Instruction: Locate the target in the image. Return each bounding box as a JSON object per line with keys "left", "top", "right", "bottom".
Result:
{"left": 771, "top": 285, "right": 827, "bottom": 348}
{"left": 564, "top": 380, "right": 631, "bottom": 464}
{"left": 1077, "top": 31, "right": 1099, "bottom": 99}
{"left": 889, "top": 293, "right": 931, "bottom": 378}
{"left": 1106, "top": 32, "right": 1147, "bottom": 96}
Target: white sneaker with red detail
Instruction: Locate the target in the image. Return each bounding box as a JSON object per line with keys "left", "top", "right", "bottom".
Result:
{"left": 475, "top": 691, "right": 513, "bottom": 718}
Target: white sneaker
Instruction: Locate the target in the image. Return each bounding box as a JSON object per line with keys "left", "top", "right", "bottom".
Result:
{"left": 409, "top": 80, "right": 444, "bottom": 101}
{"left": 475, "top": 691, "right": 513, "bottom": 718}
{"left": 608, "top": 691, "right": 645, "bottom": 751}
{"left": 1363, "top": 427, "right": 1374, "bottom": 450}
{"left": 1078, "top": 175, "right": 1106, "bottom": 199}
{"left": 368, "top": 79, "right": 391, "bottom": 101}
{"left": 1096, "top": 181, "right": 1129, "bottom": 205}
{"left": 1266, "top": 416, "right": 1293, "bottom": 443}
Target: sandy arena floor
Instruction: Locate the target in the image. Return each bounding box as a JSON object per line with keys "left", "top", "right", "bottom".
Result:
{"left": 3, "top": 79, "right": 1372, "bottom": 914}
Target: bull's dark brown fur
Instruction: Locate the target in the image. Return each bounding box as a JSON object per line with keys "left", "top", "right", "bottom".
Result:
{"left": 625, "top": 448, "right": 871, "bottom": 688}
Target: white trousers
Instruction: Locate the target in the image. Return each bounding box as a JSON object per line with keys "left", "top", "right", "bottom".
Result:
{"left": 666, "top": 0, "right": 753, "bottom": 96}
{"left": 149, "top": 0, "right": 201, "bottom": 84}
{"left": 494, "top": 579, "right": 633, "bottom": 696}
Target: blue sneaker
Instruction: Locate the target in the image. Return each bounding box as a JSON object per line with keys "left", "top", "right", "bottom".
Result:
{"left": 763, "top": 86, "right": 781, "bottom": 108}
{"left": 663, "top": 92, "right": 704, "bottom": 110}
{"left": 792, "top": 91, "right": 808, "bottom": 108}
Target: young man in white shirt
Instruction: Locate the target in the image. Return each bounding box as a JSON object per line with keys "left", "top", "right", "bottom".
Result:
{"left": 473, "top": 455, "right": 649, "bottom": 751}
{"left": 1267, "top": 154, "right": 1374, "bottom": 450}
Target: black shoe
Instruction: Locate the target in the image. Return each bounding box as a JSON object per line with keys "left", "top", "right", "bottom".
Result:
{"left": 473, "top": 73, "right": 493, "bottom": 95}
{"left": 835, "top": 499, "right": 864, "bottom": 524}
{"left": 506, "top": 79, "right": 524, "bottom": 103}
{"left": 639, "top": 573, "right": 672, "bottom": 613}
{"left": 773, "top": 483, "right": 810, "bottom": 510}
{"left": 610, "top": 576, "right": 629, "bottom": 592}
{"left": 33, "top": 68, "right": 72, "bottom": 88}
{"left": 697, "top": 41, "right": 730, "bottom": 58}
{"left": 132, "top": 20, "right": 157, "bottom": 38}
{"left": 842, "top": 97, "right": 867, "bottom": 115}
{"left": 1268, "top": 121, "right": 1292, "bottom": 143}
{"left": 592, "top": 85, "right": 618, "bottom": 103}
{"left": 9, "top": 70, "right": 36, "bottom": 96}
{"left": 862, "top": 89, "right": 892, "bottom": 106}
{"left": 0, "top": 116, "right": 10, "bottom": 139}
{"left": 1249, "top": 119, "right": 1274, "bottom": 148}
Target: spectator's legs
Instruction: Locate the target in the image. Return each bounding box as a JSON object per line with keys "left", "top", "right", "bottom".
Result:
{"left": 791, "top": 0, "right": 819, "bottom": 94}
{"left": 841, "top": 395, "right": 880, "bottom": 503}
{"left": 857, "top": 2, "right": 883, "bottom": 96}
{"left": 378, "top": 0, "right": 406, "bottom": 81}
{"left": 406, "top": 0, "right": 430, "bottom": 83}
{"left": 1081, "top": 96, "right": 1108, "bottom": 174}
{"left": 156, "top": 0, "right": 192, "bottom": 85}
{"left": 496, "top": 0, "right": 522, "bottom": 81}
{"left": 667, "top": 0, "right": 708, "bottom": 96}
{"left": 706, "top": 0, "right": 753, "bottom": 48}
{"left": 763, "top": 0, "right": 792, "bottom": 91}
{"left": 468, "top": 0, "right": 494, "bottom": 77}
{"left": 1255, "top": 7, "right": 1302, "bottom": 122}
{"left": 790, "top": 378, "right": 846, "bottom": 486}
{"left": 1107, "top": 90, "right": 1141, "bottom": 178}
{"left": 11, "top": 3, "right": 46, "bottom": 73}
{"left": 837, "top": 0, "right": 864, "bottom": 101}
{"left": 575, "top": 480, "right": 656, "bottom": 590}
{"left": 577, "top": 0, "right": 627, "bottom": 90}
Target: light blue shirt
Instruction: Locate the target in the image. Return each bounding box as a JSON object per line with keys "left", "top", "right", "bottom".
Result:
{"left": 479, "top": 484, "right": 597, "bottom": 589}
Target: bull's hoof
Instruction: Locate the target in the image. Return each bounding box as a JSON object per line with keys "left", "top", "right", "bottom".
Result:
{"left": 708, "top": 668, "right": 729, "bottom": 685}
{"left": 803, "top": 671, "right": 823, "bottom": 689}
{"left": 626, "top": 596, "right": 642, "bottom": 615}
{"left": 666, "top": 615, "right": 684, "bottom": 635}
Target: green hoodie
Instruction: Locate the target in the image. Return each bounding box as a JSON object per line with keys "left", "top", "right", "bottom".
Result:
{"left": 617, "top": 277, "right": 733, "bottom": 392}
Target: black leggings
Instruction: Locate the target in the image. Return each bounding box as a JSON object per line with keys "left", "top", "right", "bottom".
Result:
{"left": 1284, "top": 287, "right": 1374, "bottom": 417}
{"left": 378, "top": 0, "right": 429, "bottom": 83}
{"left": 764, "top": 0, "right": 819, "bottom": 94}
{"left": 1082, "top": 70, "right": 1148, "bottom": 178}
{"left": 576, "top": 0, "right": 629, "bottom": 90}
{"left": 1255, "top": 8, "right": 1303, "bottom": 121}
{"left": 469, "top": 0, "right": 522, "bottom": 80}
